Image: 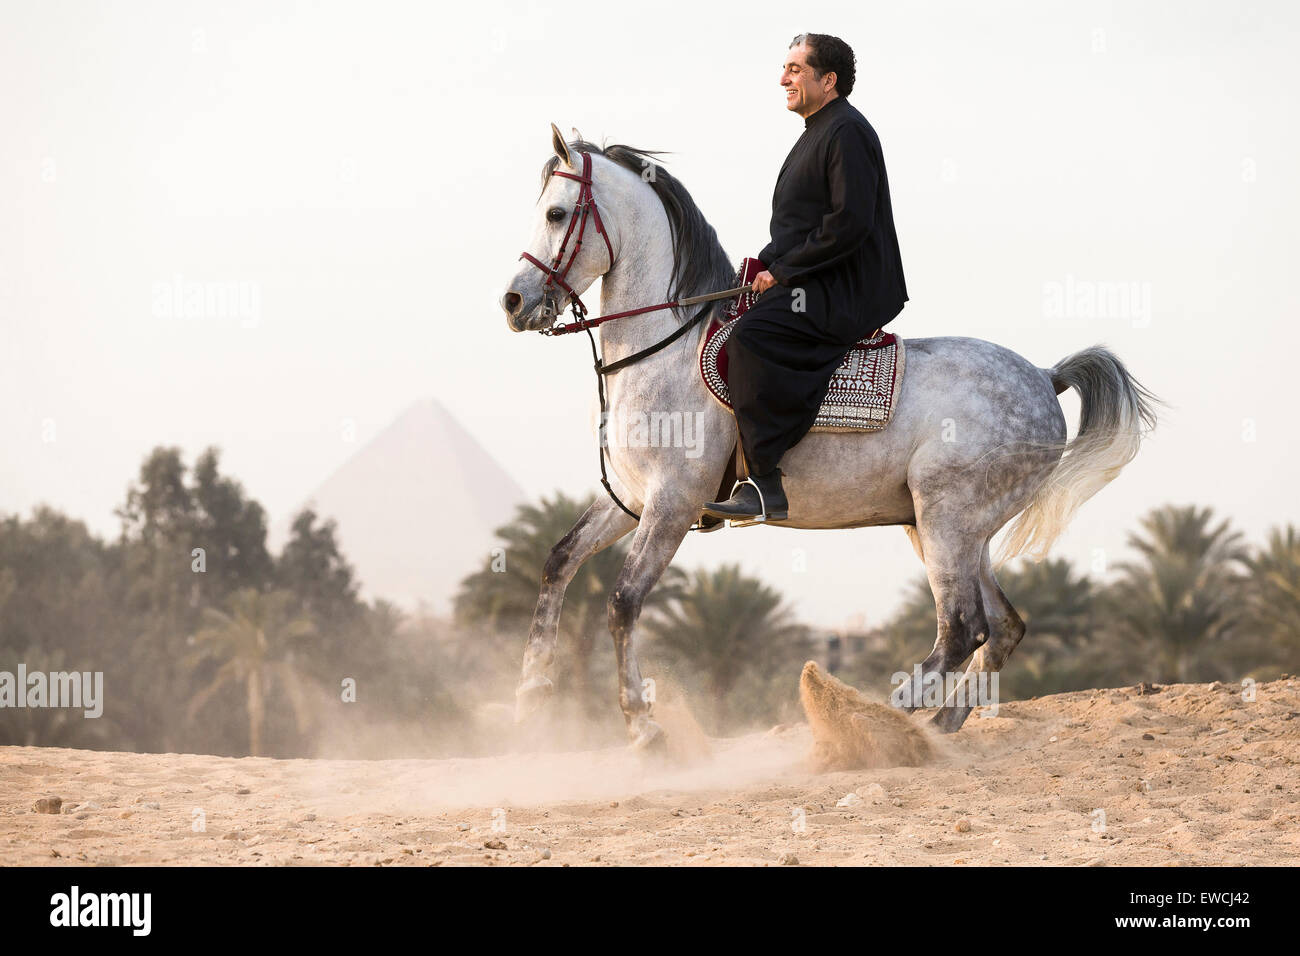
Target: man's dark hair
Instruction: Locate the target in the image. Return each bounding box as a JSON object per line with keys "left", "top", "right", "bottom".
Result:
{"left": 790, "top": 33, "right": 856, "bottom": 98}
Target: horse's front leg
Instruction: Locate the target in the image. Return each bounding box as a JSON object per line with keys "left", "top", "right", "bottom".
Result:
{"left": 606, "top": 495, "right": 698, "bottom": 749}
{"left": 516, "top": 497, "right": 637, "bottom": 722}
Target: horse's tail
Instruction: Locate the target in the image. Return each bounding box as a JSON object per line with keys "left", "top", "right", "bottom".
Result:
{"left": 995, "top": 346, "right": 1160, "bottom": 564}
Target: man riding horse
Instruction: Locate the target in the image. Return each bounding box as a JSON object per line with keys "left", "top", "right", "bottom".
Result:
{"left": 702, "top": 33, "right": 909, "bottom": 522}
{"left": 499, "top": 36, "right": 1156, "bottom": 745}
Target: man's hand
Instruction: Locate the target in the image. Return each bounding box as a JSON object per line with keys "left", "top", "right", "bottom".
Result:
{"left": 751, "top": 270, "right": 778, "bottom": 294}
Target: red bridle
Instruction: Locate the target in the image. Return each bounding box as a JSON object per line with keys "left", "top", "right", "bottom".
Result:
{"left": 518, "top": 151, "right": 615, "bottom": 325}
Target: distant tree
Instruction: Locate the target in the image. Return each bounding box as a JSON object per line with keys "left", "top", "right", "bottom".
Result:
{"left": 342, "top": 604, "right": 470, "bottom": 755}
{"left": 996, "top": 557, "right": 1101, "bottom": 696}
{"left": 0, "top": 508, "right": 125, "bottom": 748}
{"left": 190, "top": 448, "right": 274, "bottom": 602}
{"left": 1002, "top": 557, "right": 1094, "bottom": 645}
{"left": 872, "top": 576, "right": 942, "bottom": 667}
{"left": 276, "top": 508, "right": 360, "bottom": 619}
{"left": 187, "top": 588, "right": 317, "bottom": 757}
{"left": 2, "top": 449, "right": 493, "bottom": 759}
{"left": 0, "top": 507, "right": 117, "bottom": 660}
{"left": 115, "top": 446, "right": 284, "bottom": 750}
{"left": 116, "top": 447, "right": 193, "bottom": 546}
{"left": 1104, "top": 504, "right": 1249, "bottom": 683}
{"left": 1241, "top": 524, "right": 1300, "bottom": 673}
{"left": 116, "top": 447, "right": 198, "bottom": 620}
{"left": 455, "top": 492, "right": 615, "bottom": 624}
{"left": 117, "top": 446, "right": 276, "bottom": 611}
{"left": 642, "top": 563, "right": 808, "bottom": 732}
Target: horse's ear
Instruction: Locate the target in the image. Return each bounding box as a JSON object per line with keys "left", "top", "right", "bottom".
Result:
{"left": 550, "top": 122, "right": 573, "bottom": 168}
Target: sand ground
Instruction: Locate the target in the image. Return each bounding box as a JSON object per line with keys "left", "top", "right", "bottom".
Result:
{"left": 3, "top": 678, "right": 1298, "bottom": 866}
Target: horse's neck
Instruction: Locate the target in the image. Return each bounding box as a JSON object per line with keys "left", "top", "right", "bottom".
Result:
{"left": 596, "top": 243, "right": 700, "bottom": 372}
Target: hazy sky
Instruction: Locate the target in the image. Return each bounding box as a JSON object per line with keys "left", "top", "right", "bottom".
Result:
{"left": 3, "top": 0, "right": 1297, "bottom": 630}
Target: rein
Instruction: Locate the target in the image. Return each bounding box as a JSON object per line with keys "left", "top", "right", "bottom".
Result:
{"left": 517, "top": 149, "right": 749, "bottom": 527}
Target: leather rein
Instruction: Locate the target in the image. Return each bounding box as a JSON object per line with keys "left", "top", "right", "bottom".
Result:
{"left": 517, "top": 150, "right": 748, "bottom": 526}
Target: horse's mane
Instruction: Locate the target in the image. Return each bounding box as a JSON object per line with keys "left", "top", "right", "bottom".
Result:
{"left": 541, "top": 140, "right": 734, "bottom": 312}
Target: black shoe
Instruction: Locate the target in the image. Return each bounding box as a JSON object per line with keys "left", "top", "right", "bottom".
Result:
{"left": 700, "top": 468, "right": 788, "bottom": 522}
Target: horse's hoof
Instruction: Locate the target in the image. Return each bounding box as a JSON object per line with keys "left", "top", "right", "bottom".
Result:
{"left": 630, "top": 719, "right": 668, "bottom": 754}
{"left": 515, "top": 675, "right": 555, "bottom": 723}
{"left": 928, "top": 706, "right": 970, "bottom": 734}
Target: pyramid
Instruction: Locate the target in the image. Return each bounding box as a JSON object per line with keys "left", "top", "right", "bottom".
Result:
{"left": 299, "top": 399, "right": 527, "bottom": 616}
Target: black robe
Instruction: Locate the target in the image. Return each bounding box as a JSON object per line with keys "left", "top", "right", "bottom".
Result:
{"left": 725, "top": 94, "right": 907, "bottom": 476}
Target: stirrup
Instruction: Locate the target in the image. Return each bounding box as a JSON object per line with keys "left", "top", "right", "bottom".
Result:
{"left": 724, "top": 477, "right": 787, "bottom": 528}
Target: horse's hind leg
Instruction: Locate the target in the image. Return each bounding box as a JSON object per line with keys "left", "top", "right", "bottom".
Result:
{"left": 890, "top": 521, "right": 990, "bottom": 718}
{"left": 930, "top": 543, "right": 1027, "bottom": 733}
{"left": 516, "top": 497, "right": 638, "bottom": 722}
{"left": 607, "top": 496, "right": 698, "bottom": 749}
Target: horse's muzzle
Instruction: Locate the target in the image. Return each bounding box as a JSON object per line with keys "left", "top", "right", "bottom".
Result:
{"left": 501, "top": 291, "right": 547, "bottom": 332}
{"left": 502, "top": 291, "right": 562, "bottom": 332}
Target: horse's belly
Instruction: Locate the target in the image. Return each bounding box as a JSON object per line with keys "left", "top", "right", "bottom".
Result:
{"left": 776, "top": 429, "right": 916, "bottom": 529}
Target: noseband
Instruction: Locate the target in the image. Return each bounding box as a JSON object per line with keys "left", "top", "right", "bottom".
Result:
{"left": 518, "top": 151, "right": 615, "bottom": 324}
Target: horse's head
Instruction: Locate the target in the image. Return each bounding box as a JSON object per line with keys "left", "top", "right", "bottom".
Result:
{"left": 499, "top": 124, "right": 621, "bottom": 332}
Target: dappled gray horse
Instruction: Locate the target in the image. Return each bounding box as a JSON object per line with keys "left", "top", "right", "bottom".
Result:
{"left": 499, "top": 126, "right": 1158, "bottom": 748}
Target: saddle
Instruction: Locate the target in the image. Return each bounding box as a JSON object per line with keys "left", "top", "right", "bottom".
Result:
{"left": 698, "top": 258, "right": 906, "bottom": 434}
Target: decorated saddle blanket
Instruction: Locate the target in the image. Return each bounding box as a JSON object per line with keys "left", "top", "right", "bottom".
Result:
{"left": 698, "top": 258, "right": 906, "bottom": 433}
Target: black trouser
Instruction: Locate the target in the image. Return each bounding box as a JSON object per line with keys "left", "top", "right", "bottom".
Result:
{"left": 724, "top": 285, "right": 875, "bottom": 476}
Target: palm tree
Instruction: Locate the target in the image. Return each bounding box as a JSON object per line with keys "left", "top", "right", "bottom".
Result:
{"left": 996, "top": 557, "right": 1098, "bottom": 695}
{"left": 642, "top": 563, "right": 807, "bottom": 732}
{"left": 187, "top": 588, "right": 317, "bottom": 756}
{"left": 456, "top": 493, "right": 585, "bottom": 624}
{"left": 1002, "top": 557, "right": 1094, "bottom": 644}
{"left": 1104, "top": 504, "right": 1248, "bottom": 683}
{"left": 455, "top": 491, "right": 685, "bottom": 714}
{"left": 1242, "top": 525, "right": 1300, "bottom": 671}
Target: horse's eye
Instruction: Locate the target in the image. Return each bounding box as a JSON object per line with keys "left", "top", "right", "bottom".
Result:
{"left": 546, "top": 208, "right": 566, "bottom": 223}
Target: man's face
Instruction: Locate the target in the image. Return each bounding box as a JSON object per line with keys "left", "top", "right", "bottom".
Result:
{"left": 780, "top": 43, "right": 834, "bottom": 117}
